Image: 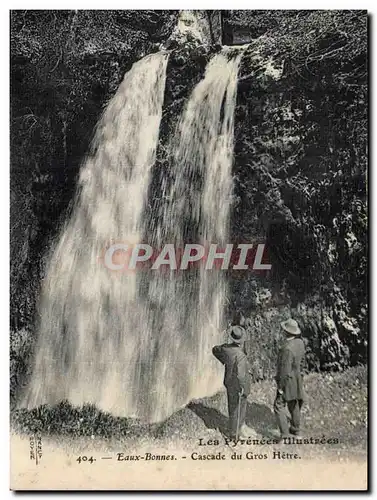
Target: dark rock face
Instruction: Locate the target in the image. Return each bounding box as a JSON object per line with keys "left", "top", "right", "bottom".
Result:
{"left": 229, "top": 12, "right": 367, "bottom": 374}
{"left": 10, "top": 10, "right": 178, "bottom": 331}
{"left": 10, "top": 10, "right": 367, "bottom": 396}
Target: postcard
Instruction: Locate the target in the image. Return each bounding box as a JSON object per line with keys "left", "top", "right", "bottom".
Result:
{"left": 10, "top": 9, "right": 368, "bottom": 490}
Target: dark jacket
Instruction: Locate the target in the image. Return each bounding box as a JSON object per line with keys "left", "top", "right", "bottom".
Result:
{"left": 276, "top": 337, "right": 306, "bottom": 401}
{"left": 212, "top": 343, "right": 251, "bottom": 396}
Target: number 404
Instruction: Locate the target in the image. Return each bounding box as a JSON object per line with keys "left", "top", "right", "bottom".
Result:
{"left": 76, "top": 456, "right": 96, "bottom": 464}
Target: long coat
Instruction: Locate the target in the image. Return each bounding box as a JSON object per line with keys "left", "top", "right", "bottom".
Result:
{"left": 212, "top": 343, "right": 251, "bottom": 396}
{"left": 276, "top": 337, "right": 306, "bottom": 401}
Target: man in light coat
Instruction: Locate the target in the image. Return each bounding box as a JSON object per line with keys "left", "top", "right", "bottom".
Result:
{"left": 274, "top": 318, "right": 306, "bottom": 439}
{"left": 212, "top": 326, "right": 251, "bottom": 439}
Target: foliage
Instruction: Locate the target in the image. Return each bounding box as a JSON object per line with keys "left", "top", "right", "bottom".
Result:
{"left": 10, "top": 10, "right": 178, "bottom": 329}
{"left": 10, "top": 328, "right": 34, "bottom": 405}
{"left": 10, "top": 11, "right": 367, "bottom": 396}
{"left": 12, "top": 401, "right": 137, "bottom": 438}
{"left": 12, "top": 366, "right": 367, "bottom": 454}
{"left": 229, "top": 10, "right": 367, "bottom": 371}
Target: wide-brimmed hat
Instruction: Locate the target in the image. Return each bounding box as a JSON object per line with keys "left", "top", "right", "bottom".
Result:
{"left": 229, "top": 326, "right": 245, "bottom": 344}
{"left": 281, "top": 318, "right": 301, "bottom": 336}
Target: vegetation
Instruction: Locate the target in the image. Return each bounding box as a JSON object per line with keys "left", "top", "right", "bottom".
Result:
{"left": 228, "top": 10, "right": 367, "bottom": 372}
{"left": 12, "top": 365, "right": 367, "bottom": 456}
{"left": 10, "top": 10, "right": 178, "bottom": 330}
{"left": 10, "top": 11, "right": 367, "bottom": 406}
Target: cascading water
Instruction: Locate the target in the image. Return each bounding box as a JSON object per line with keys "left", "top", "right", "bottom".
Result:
{"left": 22, "top": 48, "right": 243, "bottom": 423}
{"left": 22, "top": 52, "right": 169, "bottom": 417}
{"left": 145, "top": 50, "right": 243, "bottom": 420}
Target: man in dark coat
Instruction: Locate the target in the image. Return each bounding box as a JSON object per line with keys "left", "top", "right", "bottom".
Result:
{"left": 274, "top": 318, "right": 306, "bottom": 438}
{"left": 212, "top": 326, "right": 251, "bottom": 438}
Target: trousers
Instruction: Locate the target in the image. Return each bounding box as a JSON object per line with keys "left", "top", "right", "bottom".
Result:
{"left": 226, "top": 387, "right": 247, "bottom": 437}
{"left": 274, "top": 391, "right": 303, "bottom": 436}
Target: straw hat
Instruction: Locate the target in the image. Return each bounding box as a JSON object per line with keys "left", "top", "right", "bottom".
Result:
{"left": 229, "top": 326, "right": 245, "bottom": 344}
{"left": 281, "top": 318, "right": 301, "bottom": 336}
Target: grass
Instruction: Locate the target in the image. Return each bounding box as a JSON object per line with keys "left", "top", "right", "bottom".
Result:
{"left": 11, "top": 365, "right": 367, "bottom": 457}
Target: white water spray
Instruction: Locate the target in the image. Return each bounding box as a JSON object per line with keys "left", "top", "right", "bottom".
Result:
{"left": 22, "top": 49, "right": 243, "bottom": 423}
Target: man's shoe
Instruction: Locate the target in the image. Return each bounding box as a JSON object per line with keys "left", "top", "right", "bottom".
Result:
{"left": 289, "top": 428, "right": 303, "bottom": 438}
{"left": 276, "top": 435, "right": 290, "bottom": 444}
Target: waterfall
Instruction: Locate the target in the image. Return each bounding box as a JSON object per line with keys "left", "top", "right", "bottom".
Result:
{"left": 22, "top": 52, "right": 169, "bottom": 417}
{"left": 145, "top": 50, "right": 243, "bottom": 420}
{"left": 22, "top": 48, "right": 243, "bottom": 423}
